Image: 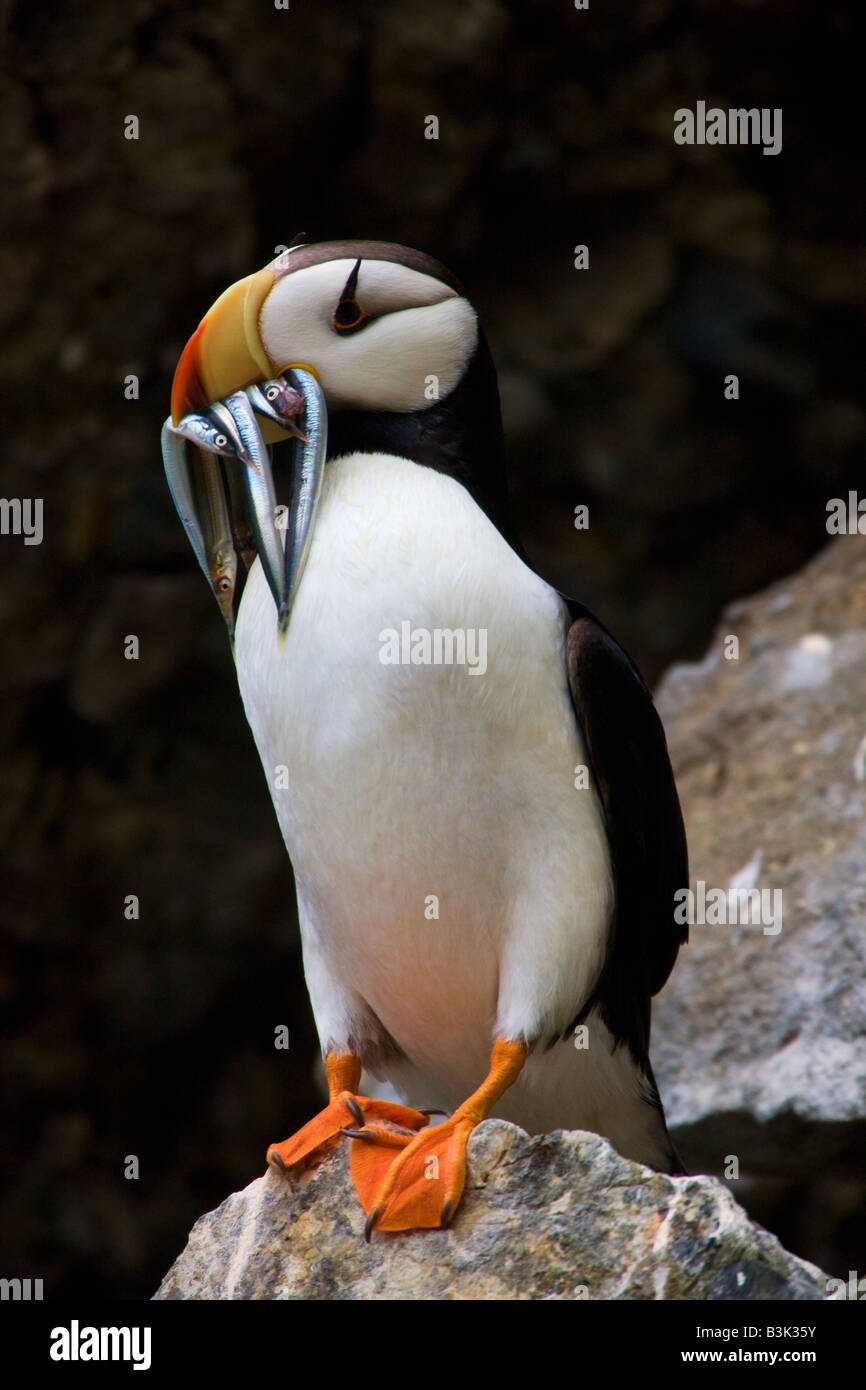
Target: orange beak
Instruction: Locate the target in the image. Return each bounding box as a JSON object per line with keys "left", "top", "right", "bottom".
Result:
{"left": 170, "top": 266, "right": 278, "bottom": 425}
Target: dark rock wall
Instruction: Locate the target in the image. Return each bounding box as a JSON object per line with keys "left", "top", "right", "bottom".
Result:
{"left": 1, "top": 0, "right": 863, "bottom": 1296}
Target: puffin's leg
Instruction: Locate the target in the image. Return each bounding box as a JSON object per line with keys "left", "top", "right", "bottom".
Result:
{"left": 350, "top": 1038, "right": 527, "bottom": 1236}
{"left": 266, "top": 1051, "right": 429, "bottom": 1176}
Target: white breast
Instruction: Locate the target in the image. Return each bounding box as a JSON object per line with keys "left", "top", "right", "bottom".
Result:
{"left": 234, "top": 451, "right": 613, "bottom": 1103}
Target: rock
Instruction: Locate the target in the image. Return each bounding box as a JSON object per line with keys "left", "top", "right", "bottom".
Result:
{"left": 154, "top": 1121, "right": 834, "bottom": 1301}
{"left": 653, "top": 535, "right": 866, "bottom": 1179}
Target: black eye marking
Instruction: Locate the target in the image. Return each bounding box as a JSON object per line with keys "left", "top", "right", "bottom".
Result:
{"left": 333, "top": 258, "right": 372, "bottom": 336}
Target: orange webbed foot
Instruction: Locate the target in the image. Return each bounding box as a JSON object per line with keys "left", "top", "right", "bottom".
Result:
{"left": 267, "top": 1092, "right": 429, "bottom": 1176}
{"left": 350, "top": 1111, "right": 478, "bottom": 1235}
{"left": 351, "top": 1038, "right": 529, "bottom": 1237}
{"left": 266, "top": 1051, "right": 429, "bottom": 1177}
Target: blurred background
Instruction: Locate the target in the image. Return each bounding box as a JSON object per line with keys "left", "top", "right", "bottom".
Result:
{"left": 1, "top": 0, "right": 864, "bottom": 1297}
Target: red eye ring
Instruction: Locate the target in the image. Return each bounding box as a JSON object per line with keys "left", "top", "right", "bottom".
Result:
{"left": 333, "top": 298, "right": 369, "bottom": 334}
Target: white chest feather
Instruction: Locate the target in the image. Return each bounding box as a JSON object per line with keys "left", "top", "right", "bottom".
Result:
{"left": 234, "top": 452, "right": 613, "bottom": 1097}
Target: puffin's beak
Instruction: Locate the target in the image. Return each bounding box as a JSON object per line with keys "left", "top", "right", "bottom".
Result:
{"left": 170, "top": 268, "right": 275, "bottom": 426}
{"left": 165, "top": 268, "right": 328, "bottom": 640}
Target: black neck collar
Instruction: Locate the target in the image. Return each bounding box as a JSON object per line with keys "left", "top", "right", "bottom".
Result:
{"left": 325, "top": 334, "right": 522, "bottom": 555}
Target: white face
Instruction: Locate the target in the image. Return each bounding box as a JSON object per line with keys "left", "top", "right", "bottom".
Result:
{"left": 259, "top": 255, "right": 479, "bottom": 413}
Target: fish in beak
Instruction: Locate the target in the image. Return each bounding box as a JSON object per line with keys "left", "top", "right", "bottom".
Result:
{"left": 163, "top": 267, "right": 328, "bottom": 643}
{"left": 246, "top": 378, "right": 308, "bottom": 442}
{"left": 161, "top": 412, "right": 238, "bottom": 638}
{"left": 273, "top": 370, "right": 327, "bottom": 635}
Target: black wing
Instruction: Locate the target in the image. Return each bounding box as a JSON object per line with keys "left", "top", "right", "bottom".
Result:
{"left": 563, "top": 599, "right": 688, "bottom": 1066}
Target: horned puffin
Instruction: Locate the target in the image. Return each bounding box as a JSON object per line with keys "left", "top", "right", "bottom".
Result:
{"left": 164, "top": 240, "right": 688, "bottom": 1236}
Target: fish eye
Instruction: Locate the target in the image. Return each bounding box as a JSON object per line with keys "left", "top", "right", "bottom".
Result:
{"left": 265, "top": 386, "right": 280, "bottom": 402}
{"left": 214, "top": 433, "right": 228, "bottom": 448}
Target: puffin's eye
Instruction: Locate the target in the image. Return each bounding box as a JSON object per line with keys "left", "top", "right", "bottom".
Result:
{"left": 333, "top": 299, "right": 370, "bottom": 335}
{"left": 333, "top": 256, "right": 371, "bottom": 336}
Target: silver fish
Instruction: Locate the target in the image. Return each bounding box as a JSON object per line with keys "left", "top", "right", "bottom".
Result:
{"left": 162, "top": 413, "right": 239, "bottom": 641}
{"left": 203, "top": 401, "right": 253, "bottom": 468}
{"left": 197, "top": 452, "right": 237, "bottom": 640}
{"left": 171, "top": 413, "right": 238, "bottom": 458}
{"left": 220, "top": 391, "right": 286, "bottom": 612}
{"left": 161, "top": 417, "right": 210, "bottom": 583}
{"left": 246, "top": 378, "right": 307, "bottom": 441}
{"left": 279, "top": 367, "right": 328, "bottom": 634}
{"left": 162, "top": 375, "right": 327, "bottom": 637}
{"left": 220, "top": 456, "right": 257, "bottom": 573}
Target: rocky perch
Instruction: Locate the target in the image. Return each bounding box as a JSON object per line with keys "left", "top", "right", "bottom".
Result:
{"left": 155, "top": 1122, "right": 834, "bottom": 1301}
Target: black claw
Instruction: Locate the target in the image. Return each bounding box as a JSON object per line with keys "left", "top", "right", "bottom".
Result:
{"left": 340, "top": 1126, "right": 374, "bottom": 1140}
{"left": 419, "top": 1108, "right": 448, "bottom": 1117}
{"left": 364, "top": 1207, "right": 381, "bottom": 1242}
{"left": 344, "top": 1096, "right": 364, "bottom": 1125}
{"left": 440, "top": 1199, "right": 454, "bottom": 1228}
{"left": 268, "top": 1150, "right": 286, "bottom": 1172}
